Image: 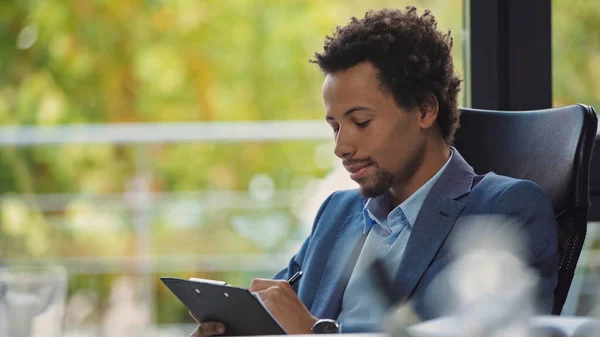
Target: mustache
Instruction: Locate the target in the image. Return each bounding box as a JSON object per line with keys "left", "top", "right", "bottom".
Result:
{"left": 342, "top": 158, "right": 376, "bottom": 167}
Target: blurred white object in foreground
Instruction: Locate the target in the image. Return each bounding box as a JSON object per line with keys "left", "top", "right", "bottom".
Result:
{"left": 387, "top": 215, "right": 539, "bottom": 337}
{"left": 448, "top": 216, "right": 537, "bottom": 337}
{"left": 408, "top": 315, "right": 600, "bottom": 337}
{"left": 0, "top": 266, "right": 67, "bottom": 337}
{"left": 451, "top": 247, "right": 536, "bottom": 337}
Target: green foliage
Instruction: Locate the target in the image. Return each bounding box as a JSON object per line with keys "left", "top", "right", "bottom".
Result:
{"left": 0, "top": 0, "right": 468, "bottom": 326}
{"left": 553, "top": 0, "right": 600, "bottom": 109}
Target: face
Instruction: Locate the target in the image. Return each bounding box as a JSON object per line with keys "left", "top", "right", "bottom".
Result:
{"left": 323, "top": 62, "right": 428, "bottom": 198}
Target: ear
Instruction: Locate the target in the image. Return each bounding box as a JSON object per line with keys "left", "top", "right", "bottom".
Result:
{"left": 417, "top": 93, "right": 439, "bottom": 129}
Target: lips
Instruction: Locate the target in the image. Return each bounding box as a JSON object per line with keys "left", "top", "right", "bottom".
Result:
{"left": 345, "top": 163, "right": 371, "bottom": 173}
{"left": 344, "top": 162, "right": 374, "bottom": 180}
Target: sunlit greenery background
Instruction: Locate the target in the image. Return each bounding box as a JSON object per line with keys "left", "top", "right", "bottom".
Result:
{"left": 0, "top": 0, "right": 598, "bottom": 332}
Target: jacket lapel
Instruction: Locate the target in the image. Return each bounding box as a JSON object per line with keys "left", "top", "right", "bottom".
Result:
{"left": 311, "top": 211, "right": 367, "bottom": 319}
{"left": 391, "top": 149, "right": 476, "bottom": 303}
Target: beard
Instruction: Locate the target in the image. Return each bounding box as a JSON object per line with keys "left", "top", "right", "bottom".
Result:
{"left": 358, "top": 167, "right": 394, "bottom": 198}
{"left": 354, "top": 144, "right": 426, "bottom": 199}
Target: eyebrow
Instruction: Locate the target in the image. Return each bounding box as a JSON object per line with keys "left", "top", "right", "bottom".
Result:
{"left": 325, "top": 106, "right": 375, "bottom": 121}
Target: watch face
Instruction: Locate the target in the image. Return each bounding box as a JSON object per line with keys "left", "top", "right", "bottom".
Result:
{"left": 312, "top": 319, "right": 339, "bottom": 334}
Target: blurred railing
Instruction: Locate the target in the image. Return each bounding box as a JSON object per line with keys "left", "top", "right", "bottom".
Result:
{"left": 0, "top": 121, "right": 331, "bottom": 145}
{"left": 0, "top": 254, "right": 293, "bottom": 274}
{"left": 0, "top": 120, "right": 333, "bottom": 329}
{"left": 1, "top": 121, "right": 598, "bottom": 324}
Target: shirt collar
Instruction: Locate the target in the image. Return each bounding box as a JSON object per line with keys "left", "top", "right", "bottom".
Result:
{"left": 362, "top": 193, "right": 391, "bottom": 233}
{"left": 362, "top": 149, "right": 454, "bottom": 234}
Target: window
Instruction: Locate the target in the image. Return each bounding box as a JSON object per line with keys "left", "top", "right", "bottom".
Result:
{"left": 0, "top": 1, "right": 465, "bottom": 334}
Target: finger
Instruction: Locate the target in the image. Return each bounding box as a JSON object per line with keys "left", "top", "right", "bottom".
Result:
{"left": 249, "top": 278, "right": 288, "bottom": 292}
{"left": 255, "top": 286, "right": 284, "bottom": 302}
{"left": 189, "top": 311, "right": 200, "bottom": 323}
{"left": 197, "top": 322, "right": 226, "bottom": 336}
{"left": 189, "top": 325, "right": 200, "bottom": 337}
{"left": 249, "top": 278, "right": 279, "bottom": 292}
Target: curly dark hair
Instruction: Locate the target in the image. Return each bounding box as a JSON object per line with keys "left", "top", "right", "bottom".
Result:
{"left": 311, "top": 7, "right": 462, "bottom": 144}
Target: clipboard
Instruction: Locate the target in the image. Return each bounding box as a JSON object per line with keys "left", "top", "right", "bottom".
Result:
{"left": 160, "top": 277, "right": 286, "bottom": 336}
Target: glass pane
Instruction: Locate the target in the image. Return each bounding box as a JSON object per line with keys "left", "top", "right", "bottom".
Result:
{"left": 0, "top": 1, "right": 464, "bottom": 334}
{"left": 552, "top": 0, "right": 600, "bottom": 318}
{"left": 552, "top": 0, "right": 600, "bottom": 112}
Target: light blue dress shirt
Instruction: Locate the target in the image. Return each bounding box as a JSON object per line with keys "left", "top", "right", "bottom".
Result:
{"left": 338, "top": 150, "right": 453, "bottom": 327}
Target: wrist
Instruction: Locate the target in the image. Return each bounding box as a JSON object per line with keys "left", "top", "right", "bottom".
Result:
{"left": 304, "top": 315, "right": 319, "bottom": 334}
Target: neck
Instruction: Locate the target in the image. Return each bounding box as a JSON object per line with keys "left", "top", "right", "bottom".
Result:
{"left": 388, "top": 141, "right": 451, "bottom": 208}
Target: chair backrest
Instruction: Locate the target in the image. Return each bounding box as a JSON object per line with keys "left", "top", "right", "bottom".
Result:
{"left": 453, "top": 104, "right": 598, "bottom": 315}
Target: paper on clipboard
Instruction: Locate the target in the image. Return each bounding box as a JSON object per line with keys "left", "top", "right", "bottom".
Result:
{"left": 188, "top": 277, "right": 227, "bottom": 286}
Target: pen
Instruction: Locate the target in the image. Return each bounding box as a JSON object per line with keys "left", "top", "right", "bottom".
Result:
{"left": 287, "top": 271, "right": 303, "bottom": 286}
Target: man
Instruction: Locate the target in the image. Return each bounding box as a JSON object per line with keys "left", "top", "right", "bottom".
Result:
{"left": 192, "top": 7, "right": 558, "bottom": 335}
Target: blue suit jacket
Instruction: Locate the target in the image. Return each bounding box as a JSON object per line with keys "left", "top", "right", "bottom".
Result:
{"left": 274, "top": 150, "right": 558, "bottom": 323}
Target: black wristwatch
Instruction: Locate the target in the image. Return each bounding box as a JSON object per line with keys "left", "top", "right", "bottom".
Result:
{"left": 312, "top": 319, "right": 340, "bottom": 334}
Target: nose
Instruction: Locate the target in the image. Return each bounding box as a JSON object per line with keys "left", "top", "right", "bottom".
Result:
{"left": 333, "top": 127, "right": 357, "bottom": 159}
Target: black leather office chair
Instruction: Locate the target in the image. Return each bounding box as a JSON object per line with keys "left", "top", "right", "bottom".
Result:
{"left": 453, "top": 104, "right": 598, "bottom": 315}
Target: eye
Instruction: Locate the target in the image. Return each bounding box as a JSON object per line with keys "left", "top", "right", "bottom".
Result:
{"left": 355, "top": 120, "right": 371, "bottom": 128}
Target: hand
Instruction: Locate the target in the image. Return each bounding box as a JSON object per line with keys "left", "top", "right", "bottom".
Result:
{"left": 189, "top": 312, "right": 226, "bottom": 337}
{"left": 249, "top": 278, "right": 318, "bottom": 334}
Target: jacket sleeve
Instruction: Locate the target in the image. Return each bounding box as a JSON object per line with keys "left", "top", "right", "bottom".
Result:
{"left": 491, "top": 179, "right": 558, "bottom": 314}
{"left": 272, "top": 192, "right": 337, "bottom": 291}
